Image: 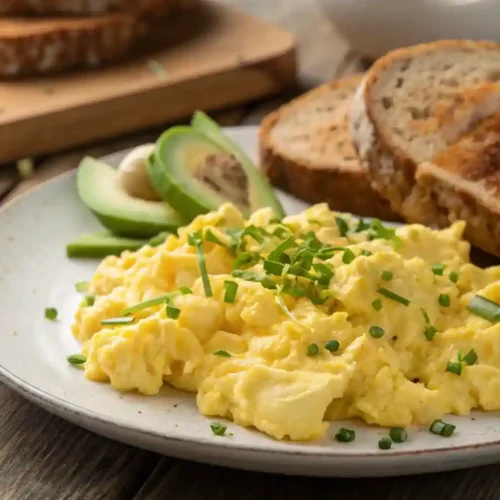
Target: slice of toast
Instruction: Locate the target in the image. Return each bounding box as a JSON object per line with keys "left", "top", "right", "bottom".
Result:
{"left": 0, "top": 15, "right": 144, "bottom": 76}
{"left": 351, "top": 40, "right": 500, "bottom": 218}
{"left": 259, "top": 75, "right": 398, "bottom": 220}
{"left": 407, "top": 115, "right": 500, "bottom": 256}
{"left": 0, "top": 0, "right": 176, "bottom": 16}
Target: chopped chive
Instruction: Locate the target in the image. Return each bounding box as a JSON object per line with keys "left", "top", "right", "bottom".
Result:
{"left": 263, "top": 259, "right": 284, "bottom": 276}
{"left": 335, "top": 428, "right": 356, "bottom": 443}
{"left": 369, "top": 325, "right": 385, "bottom": 338}
{"left": 381, "top": 270, "right": 393, "bottom": 281}
{"left": 463, "top": 349, "right": 478, "bottom": 366}
{"left": 389, "top": 427, "right": 407, "bottom": 443}
{"left": 123, "top": 294, "right": 171, "bottom": 314}
{"left": 210, "top": 421, "right": 228, "bottom": 436}
{"left": 166, "top": 306, "right": 180, "bottom": 319}
{"left": 307, "top": 343, "right": 320, "bottom": 356}
{"left": 342, "top": 249, "right": 356, "bottom": 264}
{"left": 377, "top": 288, "right": 410, "bottom": 306}
{"left": 424, "top": 325, "right": 437, "bottom": 341}
{"left": 429, "top": 419, "right": 456, "bottom": 437}
{"left": 282, "top": 282, "right": 308, "bottom": 298}
{"left": 355, "top": 218, "right": 371, "bottom": 232}
{"left": 233, "top": 251, "right": 261, "bottom": 270}
{"left": 325, "top": 340, "right": 340, "bottom": 352}
{"left": 232, "top": 270, "right": 277, "bottom": 290}
{"left": 188, "top": 231, "right": 213, "bottom": 297}
{"left": 75, "top": 281, "right": 89, "bottom": 293}
{"left": 204, "top": 228, "right": 226, "bottom": 247}
{"left": 378, "top": 437, "right": 392, "bottom": 450}
{"left": 335, "top": 216, "right": 349, "bottom": 237}
{"left": 312, "top": 262, "right": 334, "bottom": 285}
{"left": 101, "top": 317, "right": 135, "bottom": 326}
{"left": 272, "top": 226, "right": 291, "bottom": 239}
{"left": 421, "top": 308, "right": 430, "bottom": 323}
{"left": 213, "top": 350, "right": 231, "bottom": 358}
{"left": 432, "top": 263, "right": 446, "bottom": 276}
{"left": 84, "top": 295, "right": 95, "bottom": 307}
{"left": 224, "top": 280, "right": 238, "bottom": 304}
{"left": 45, "top": 307, "right": 58, "bottom": 321}
{"left": 67, "top": 354, "right": 86, "bottom": 365}
{"left": 372, "top": 298, "right": 383, "bottom": 311}
{"left": 467, "top": 295, "right": 500, "bottom": 323}
{"left": 148, "top": 231, "right": 170, "bottom": 247}
{"left": 179, "top": 287, "right": 192, "bottom": 295}
{"left": 449, "top": 271, "right": 460, "bottom": 284}
{"left": 446, "top": 362, "right": 462, "bottom": 376}
{"left": 439, "top": 294, "right": 450, "bottom": 307}
{"left": 361, "top": 250, "right": 373, "bottom": 257}
{"left": 241, "top": 225, "right": 268, "bottom": 244}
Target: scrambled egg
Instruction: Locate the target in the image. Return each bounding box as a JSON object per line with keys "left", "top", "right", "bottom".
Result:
{"left": 71, "top": 203, "right": 500, "bottom": 441}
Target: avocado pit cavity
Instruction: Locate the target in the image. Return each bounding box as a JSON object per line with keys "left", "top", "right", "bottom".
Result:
{"left": 193, "top": 153, "right": 249, "bottom": 208}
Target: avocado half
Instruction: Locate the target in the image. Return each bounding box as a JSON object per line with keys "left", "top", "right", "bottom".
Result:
{"left": 149, "top": 114, "right": 284, "bottom": 219}
{"left": 77, "top": 157, "right": 185, "bottom": 238}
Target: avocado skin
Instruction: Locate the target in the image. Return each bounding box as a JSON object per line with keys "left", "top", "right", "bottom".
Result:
{"left": 191, "top": 111, "right": 285, "bottom": 218}
{"left": 66, "top": 232, "right": 148, "bottom": 258}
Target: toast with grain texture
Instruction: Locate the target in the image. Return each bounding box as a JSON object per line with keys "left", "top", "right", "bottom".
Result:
{"left": 0, "top": 0, "right": 176, "bottom": 16}
{"left": 260, "top": 75, "right": 398, "bottom": 220}
{"left": 0, "top": 15, "right": 144, "bottom": 76}
{"left": 351, "top": 40, "right": 500, "bottom": 218}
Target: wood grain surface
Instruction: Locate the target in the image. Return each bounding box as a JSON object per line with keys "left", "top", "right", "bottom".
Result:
{"left": 1, "top": 1, "right": 498, "bottom": 499}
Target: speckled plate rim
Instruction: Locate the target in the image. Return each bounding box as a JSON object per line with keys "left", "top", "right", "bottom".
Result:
{"left": 1, "top": 126, "right": 500, "bottom": 478}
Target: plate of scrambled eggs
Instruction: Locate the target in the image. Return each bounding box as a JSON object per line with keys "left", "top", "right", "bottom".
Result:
{"left": 2, "top": 127, "right": 500, "bottom": 477}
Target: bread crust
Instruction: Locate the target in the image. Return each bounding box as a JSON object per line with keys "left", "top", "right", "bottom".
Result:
{"left": 260, "top": 76, "right": 398, "bottom": 221}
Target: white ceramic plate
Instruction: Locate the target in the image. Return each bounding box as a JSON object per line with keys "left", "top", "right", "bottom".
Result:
{"left": 1, "top": 127, "right": 500, "bottom": 478}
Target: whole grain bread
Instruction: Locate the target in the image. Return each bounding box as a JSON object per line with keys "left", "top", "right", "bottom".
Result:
{"left": 0, "top": 0, "right": 175, "bottom": 16}
{"left": 351, "top": 40, "right": 500, "bottom": 255}
{"left": 260, "top": 75, "right": 398, "bottom": 220}
{"left": 0, "top": 14, "right": 144, "bottom": 76}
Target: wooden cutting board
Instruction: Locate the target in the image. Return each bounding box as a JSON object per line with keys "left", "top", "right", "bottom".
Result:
{"left": 0, "top": 2, "right": 296, "bottom": 164}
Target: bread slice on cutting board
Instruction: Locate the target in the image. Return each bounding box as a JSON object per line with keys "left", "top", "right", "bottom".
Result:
{"left": 0, "top": 0, "right": 175, "bottom": 16}
{"left": 351, "top": 40, "right": 500, "bottom": 255}
{"left": 259, "top": 75, "right": 398, "bottom": 220}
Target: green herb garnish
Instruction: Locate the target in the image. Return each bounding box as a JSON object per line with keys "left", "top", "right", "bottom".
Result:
{"left": 83, "top": 295, "right": 95, "bottom": 307}
{"left": 166, "top": 306, "right": 180, "bottom": 319}
{"left": 224, "top": 280, "right": 238, "bottom": 304}
{"left": 325, "top": 340, "right": 340, "bottom": 352}
{"left": 369, "top": 325, "right": 385, "bottom": 338}
{"left": 188, "top": 231, "right": 213, "bottom": 297}
{"left": 45, "top": 308, "right": 58, "bottom": 321}
{"left": 149, "top": 231, "right": 170, "bottom": 247}
{"left": 75, "top": 281, "right": 89, "bottom": 293}
{"left": 232, "top": 270, "right": 277, "bottom": 289}
{"left": 381, "top": 270, "right": 393, "bottom": 281}
{"left": 432, "top": 263, "right": 446, "bottom": 276}
{"left": 210, "top": 421, "right": 228, "bottom": 436}
{"left": 335, "top": 428, "right": 356, "bottom": 443}
{"left": 342, "top": 249, "right": 355, "bottom": 264}
{"left": 233, "top": 251, "right": 261, "bottom": 269}
{"left": 123, "top": 294, "right": 171, "bottom": 315}
{"left": 179, "top": 287, "right": 192, "bottom": 295}
{"left": 67, "top": 354, "right": 86, "bottom": 365}
{"left": 467, "top": 295, "right": 500, "bottom": 323}
{"left": 307, "top": 343, "right": 319, "bottom": 356}
{"left": 439, "top": 294, "right": 450, "bottom": 307}
{"left": 213, "top": 350, "right": 231, "bottom": 358}
{"left": 463, "top": 349, "right": 478, "bottom": 366}
{"left": 372, "top": 299, "right": 383, "bottom": 311}
{"left": 335, "top": 216, "right": 349, "bottom": 237}
{"left": 429, "top": 419, "right": 456, "bottom": 437}
{"left": 378, "top": 437, "right": 392, "bottom": 450}
{"left": 377, "top": 288, "right": 410, "bottom": 306}
{"left": 446, "top": 362, "right": 462, "bottom": 376}
{"left": 361, "top": 250, "right": 373, "bottom": 257}
{"left": 449, "top": 271, "right": 460, "bottom": 284}
{"left": 101, "top": 317, "right": 135, "bottom": 326}
{"left": 204, "top": 228, "right": 226, "bottom": 247}
{"left": 425, "top": 325, "right": 437, "bottom": 341}
{"left": 389, "top": 427, "right": 407, "bottom": 443}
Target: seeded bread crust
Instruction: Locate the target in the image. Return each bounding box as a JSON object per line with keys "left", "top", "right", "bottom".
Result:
{"left": 0, "top": 0, "right": 175, "bottom": 16}
{"left": 260, "top": 75, "right": 398, "bottom": 220}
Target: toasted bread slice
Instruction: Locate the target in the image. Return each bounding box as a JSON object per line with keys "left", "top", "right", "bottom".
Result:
{"left": 0, "top": 0, "right": 175, "bottom": 16}
{"left": 260, "top": 75, "right": 398, "bottom": 220}
{"left": 351, "top": 40, "right": 500, "bottom": 220}
{"left": 0, "top": 14, "right": 145, "bottom": 76}
{"left": 404, "top": 115, "right": 500, "bottom": 256}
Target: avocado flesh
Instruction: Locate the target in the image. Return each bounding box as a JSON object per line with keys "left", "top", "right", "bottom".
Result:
{"left": 66, "top": 232, "right": 148, "bottom": 258}
{"left": 77, "top": 156, "right": 185, "bottom": 238}
{"left": 191, "top": 111, "right": 285, "bottom": 218}
{"left": 151, "top": 126, "right": 245, "bottom": 219}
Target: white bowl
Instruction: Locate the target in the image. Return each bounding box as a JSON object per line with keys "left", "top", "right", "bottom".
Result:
{"left": 319, "top": 0, "right": 500, "bottom": 59}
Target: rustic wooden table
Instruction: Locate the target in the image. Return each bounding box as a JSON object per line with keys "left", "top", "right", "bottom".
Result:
{"left": 1, "top": 1, "right": 500, "bottom": 499}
